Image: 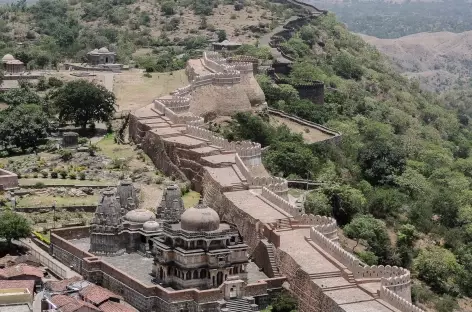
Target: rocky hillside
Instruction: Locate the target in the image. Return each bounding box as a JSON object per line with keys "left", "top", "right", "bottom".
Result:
{"left": 361, "top": 31, "right": 472, "bottom": 92}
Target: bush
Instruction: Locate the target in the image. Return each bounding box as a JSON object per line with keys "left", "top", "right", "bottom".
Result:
{"left": 78, "top": 137, "right": 88, "bottom": 145}
{"left": 234, "top": 2, "right": 243, "bottom": 10}
{"left": 143, "top": 72, "right": 152, "bottom": 78}
{"left": 59, "top": 170, "right": 67, "bottom": 179}
{"left": 60, "top": 149, "right": 73, "bottom": 161}
{"left": 36, "top": 77, "right": 48, "bottom": 91}
{"left": 161, "top": 1, "right": 175, "bottom": 15}
{"left": 50, "top": 171, "right": 58, "bottom": 179}
{"left": 78, "top": 172, "right": 86, "bottom": 180}
{"left": 48, "top": 77, "right": 64, "bottom": 88}
{"left": 40, "top": 170, "right": 48, "bottom": 178}
{"left": 34, "top": 182, "right": 46, "bottom": 188}
{"left": 33, "top": 173, "right": 38, "bottom": 178}
{"left": 68, "top": 172, "right": 77, "bottom": 179}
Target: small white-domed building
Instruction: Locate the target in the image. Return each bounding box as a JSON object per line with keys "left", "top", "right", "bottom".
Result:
{"left": 151, "top": 199, "right": 249, "bottom": 290}
{"left": 86, "top": 47, "right": 116, "bottom": 65}
{"left": 2, "top": 54, "right": 24, "bottom": 74}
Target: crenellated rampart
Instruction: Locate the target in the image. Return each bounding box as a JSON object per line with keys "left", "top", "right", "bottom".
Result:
{"left": 126, "top": 47, "right": 421, "bottom": 312}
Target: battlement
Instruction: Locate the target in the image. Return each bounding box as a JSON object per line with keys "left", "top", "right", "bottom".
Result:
{"left": 261, "top": 187, "right": 300, "bottom": 216}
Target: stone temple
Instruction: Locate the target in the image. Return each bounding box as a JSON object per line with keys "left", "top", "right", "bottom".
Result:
{"left": 152, "top": 199, "right": 249, "bottom": 290}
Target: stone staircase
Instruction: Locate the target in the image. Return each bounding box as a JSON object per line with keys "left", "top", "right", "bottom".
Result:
{"left": 266, "top": 242, "right": 282, "bottom": 277}
{"left": 276, "top": 218, "right": 292, "bottom": 231}
{"left": 308, "top": 271, "right": 342, "bottom": 279}
{"left": 225, "top": 298, "right": 258, "bottom": 312}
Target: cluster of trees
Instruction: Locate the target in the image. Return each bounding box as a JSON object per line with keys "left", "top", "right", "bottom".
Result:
{"left": 227, "top": 13, "right": 472, "bottom": 309}
{"left": 0, "top": 79, "right": 116, "bottom": 156}
{"left": 328, "top": 0, "right": 472, "bottom": 38}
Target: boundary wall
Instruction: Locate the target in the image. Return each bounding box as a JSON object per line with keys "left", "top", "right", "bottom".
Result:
{"left": 126, "top": 47, "right": 421, "bottom": 312}
{"left": 50, "top": 227, "right": 285, "bottom": 312}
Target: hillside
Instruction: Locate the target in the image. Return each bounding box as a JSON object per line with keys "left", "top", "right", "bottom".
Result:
{"left": 360, "top": 31, "right": 472, "bottom": 92}
{"left": 0, "top": 0, "right": 296, "bottom": 69}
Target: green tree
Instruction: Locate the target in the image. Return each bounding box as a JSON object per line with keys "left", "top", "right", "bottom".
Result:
{"left": 264, "top": 141, "right": 318, "bottom": 178}
{"left": 0, "top": 88, "right": 44, "bottom": 106}
{"left": 305, "top": 191, "right": 332, "bottom": 216}
{"left": 216, "top": 29, "right": 227, "bottom": 42}
{"left": 161, "top": 1, "right": 175, "bottom": 15}
{"left": 0, "top": 211, "right": 31, "bottom": 244}
{"left": 413, "top": 246, "right": 462, "bottom": 294}
{"left": 52, "top": 80, "right": 116, "bottom": 129}
{"left": 271, "top": 292, "right": 298, "bottom": 312}
{"left": 332, "top": 52, "right": 363, "bottom": 80}
{"left": 343, "top": 215, "right": 391, "bottom": 260}
{"left": 0, "top": 104, "right": 49, "bottom": 153}
{"left": 366, "top": 187, "right": 407, "bottom": 219}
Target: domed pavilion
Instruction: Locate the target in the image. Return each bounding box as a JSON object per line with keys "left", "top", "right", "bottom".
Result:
{"left": 2, "top": 54, "right": 24, "bottom": 74}
{"left": 86, "top": 47, "right": 116, "bottom": 65}
{"left": 151, "top": 199, "right": 249, "bottom": 290}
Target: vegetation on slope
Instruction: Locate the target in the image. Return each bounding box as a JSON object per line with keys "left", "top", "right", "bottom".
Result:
{"left": 221, "top": 13, "right": 472, "bottom": 311}
{"left": 0, "top": 0, "right": 293, "bottom": 70}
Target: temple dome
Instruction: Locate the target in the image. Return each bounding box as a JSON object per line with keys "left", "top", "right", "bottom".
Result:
{"left": 181, "top": 200, "right": 220, "bottom": 232}
{"left": 143, "top": 220, "right": 160, "bottom": 231}
{"left": 2, "top": 54, "right": 15, "bottom": 62}
{"left": 98, "top": 47, "right": 110, "bottom": 53}
{"left": 124, "top": 209, "right": 156, "bottom": 223}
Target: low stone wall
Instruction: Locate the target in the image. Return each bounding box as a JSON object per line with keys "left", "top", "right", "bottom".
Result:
{"left": 0, "top": 168, "right": 18, "bottom": 189}
{"left": 268, "top": 108, "right": 341, "bottom": 143}
{"left": 261, "top": 187, "right": 300, "bottom": 217}
{"left": 15, "top": 205, "right": 96, "bottom": 213}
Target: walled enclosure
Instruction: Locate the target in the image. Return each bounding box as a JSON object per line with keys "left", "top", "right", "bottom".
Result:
{"left": 124, "top": 48, "right": 423, "bottom": 312}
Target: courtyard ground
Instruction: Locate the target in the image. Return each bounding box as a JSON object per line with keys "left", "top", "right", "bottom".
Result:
{"left": 269, "top": 115, "right": 335, "bottom": 144}
{"left": 114, "top": 69, "right": 188, "bottom": 112}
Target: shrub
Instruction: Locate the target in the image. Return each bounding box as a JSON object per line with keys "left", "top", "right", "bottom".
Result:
{"left": 78, "top": 172, "right": 86, "bottom": 180}
{"left": 34, "top": 182, "right": 46, "bottom": 188}
{"left": 36, "top": 77, "right": 48, "bottom": 91}
{"left": 161, "top": 1, "right": 175, "bottom": 15}
{"left": 234, "top": 2, "right": 243, "bottom": 10}
{"left": 48, "top": 77, "right": 64, "bottom": 88}
{"left": 78, "top": 137, "right": 88, "bottom": 145}
{"left": 33, "top": 173, "right": 38, "bottom": 178}
{"left": 230, "top": 13, "right": 236, "bottom": 19}
{"left": 40, "top": 170, "right": 48, "bottom": 178}
{"left": 60, "top": 149, "right": 73, "bottom": 161}
{"left": 69, "top": 172, "right": 77, "bottom": 179}
{"left": 50, "top": 171, "right": 58, "bottom": 179}
{"left": 59, "top": 170, "right": 68, "bottom": 179}
{"left": 143, "top": 72, "right": 152, "bottom": 78}
{"left": 89, "top": 144, "right": 99, "bottom": 156}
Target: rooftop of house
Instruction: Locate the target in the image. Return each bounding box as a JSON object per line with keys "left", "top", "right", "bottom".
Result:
{"left": 99, "top": 301, "right": 137, "bottom": 312}
{"left": 0, "top": 280, "right": 35, "bottom": 294}
{"left": 79, "top": 284, "right": 123, "bottom": 306}
{"left": 51, "top": 294, "right": 100, "bottom": 312}
{"left": 0, "top": 264, "right": 43, "bottom": 280}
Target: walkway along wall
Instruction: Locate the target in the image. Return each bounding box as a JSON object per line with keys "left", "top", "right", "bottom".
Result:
{"left": 125, "top": 50, "right": 422, "bottom": 312}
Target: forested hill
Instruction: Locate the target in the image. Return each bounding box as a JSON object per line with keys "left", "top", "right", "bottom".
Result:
{"left": 0, "top": 0, "right": 292, "bottom": 70}
{"left": 222, "top": 13, "right": 472, "bottom": 312}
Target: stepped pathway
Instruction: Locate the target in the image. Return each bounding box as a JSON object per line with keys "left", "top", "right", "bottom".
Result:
{"left": 262, "top": 239, "right": 282, "bottom": 277}
{"left": 225, "top": 298, "right": 256, "bottom": 312}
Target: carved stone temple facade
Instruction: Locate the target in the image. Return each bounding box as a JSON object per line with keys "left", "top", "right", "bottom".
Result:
{"left": 152, "top": 199, "right": 249, "bottom": 290}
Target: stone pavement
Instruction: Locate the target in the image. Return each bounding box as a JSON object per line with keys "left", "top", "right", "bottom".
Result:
{"left": 19, "top": 238, "right": 81, "bottom": 279}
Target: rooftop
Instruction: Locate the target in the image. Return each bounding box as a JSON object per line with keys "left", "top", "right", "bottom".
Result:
{"left": 0, "top": 264, "right": 43, "bottom": 279}
{"left": 79, "top": 284, "right": 123, "bottom": 306}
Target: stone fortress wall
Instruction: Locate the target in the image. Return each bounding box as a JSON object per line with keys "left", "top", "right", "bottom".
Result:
{"left": 128, "top": 46, "right": 424, "bottom": 312}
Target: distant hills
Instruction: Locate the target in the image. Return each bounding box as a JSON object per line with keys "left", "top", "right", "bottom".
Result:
{"left": 361, "top": 31, "right": 472, "bottom": 92}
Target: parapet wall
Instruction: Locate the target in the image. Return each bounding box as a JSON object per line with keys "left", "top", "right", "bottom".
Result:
{"left": 309, "top": 226, "right": 413, "bottom": 303}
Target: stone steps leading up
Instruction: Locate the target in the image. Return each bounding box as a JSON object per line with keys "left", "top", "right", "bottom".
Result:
{"left": 225, "top": 298, "right": 256, "bottom": 312}
{"left": 309, "top": 271, "right": 342, "bottom": 279}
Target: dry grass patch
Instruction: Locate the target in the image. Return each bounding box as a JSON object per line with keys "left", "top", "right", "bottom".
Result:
{"left": 114, "top": 69, "right": 188, "bottom": 112}
{"left": 269, "top": 115, "right": 335, "bottom": 144}
{"left": 183, "top": 191, "right": 200, "bottom": 208}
